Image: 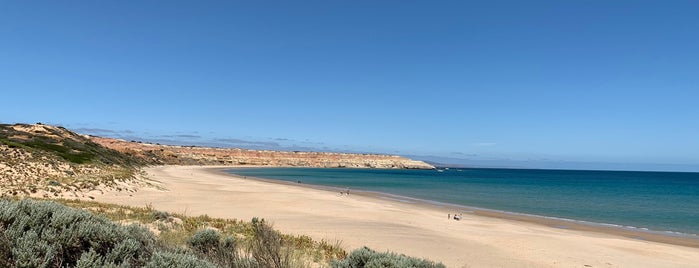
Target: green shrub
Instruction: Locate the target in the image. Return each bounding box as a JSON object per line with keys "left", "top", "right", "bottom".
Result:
{"left": 189, "top": 229, "right": 221, "bottom": 253}
{"left": 189, "top": 229, "right": 258, "bottom": 268}
{"left": 25, "top": 140, "right": 95, "bottom": 164}
{"left": 0, "top": 199, "right": 444, "bottom": 268}
{"left": 74, "top": 249, "right": 105, "bottom": 268}
{"left": 331, "top": 247, "right": 445, "bottom": 268}
{"left": 152, "top": 210, "right": 170, "bottom": 221}
{"left": 144, "top": 251, "right": 216, "bottom": 268}
{"left": 0, "top": 227, "right": 13, "bottom": 267}
{"left": 0, "top": 199, "right": 156, "bottom": 267}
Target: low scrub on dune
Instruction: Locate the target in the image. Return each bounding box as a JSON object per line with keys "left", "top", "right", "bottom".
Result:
{"left": 0, "top": 199, "right": 287, "bottom": 267}
{"left": 0, "top": 124, "right": 154, "bottom": 199}
{"left": 0, "top": 199, "right": 161, "bottom": 267}
{"left": 0, "top": 199, "right": 444, "bottom": 268}
{"left": 332, "top": 247, "right": 446, "bottom": 268}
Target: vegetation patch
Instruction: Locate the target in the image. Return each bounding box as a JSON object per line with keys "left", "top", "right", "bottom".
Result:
{"left": 0, "top": 199, "right": 160, "bottom": 267}
{"left": 0, "top": 123, "right": 446, "bottom": 267}
{"left": 57, "top": 199, "right": 347, "bottom": 265}
{"left": 0, "top": 199, "right": 443, "bottom": 267}
{"left": 0, "top": 124, "right": 147, "bottom": 166}
{"left": 24, "top": 140, "right": 95, "bottom": 164}
{"left": 0, "top": 124, "right": 155, "bottom": 198}
{"left": 332, "top": 247, "right": 446, "bottom": 268}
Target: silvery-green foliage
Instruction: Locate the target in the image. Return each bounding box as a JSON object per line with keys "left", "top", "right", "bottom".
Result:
{"left": 0, "top": 199, "right": 156, "bottom": 267}
{"left": 75, "top": 249, "right": 104, "bottom": 268}
{"left": 144, "top": 251, "right": 216, "bottom": 268}
{"left": 0, "top": 199, "right": 443, "bottom": 268}
{"left": 151, "top": 211, "right": 169, "bottom": 221}
{"left": 0, "top": 227, "right": 13, "bottom": 267}
{"left": 331, "top": 247, "right": 446, "bottom": 268}
{"left": 189, "top": 229, "right": 221, "bottom": 253}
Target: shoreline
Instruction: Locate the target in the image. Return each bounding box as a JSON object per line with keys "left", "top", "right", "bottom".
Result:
{"left": 93, "top": 165, "right": 699, "bottom": 267}
{"left": 215, "top": 167, "right": 699, "bottom": 248}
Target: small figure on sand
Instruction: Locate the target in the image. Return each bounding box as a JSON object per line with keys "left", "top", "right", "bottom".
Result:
{"left": 448, "top": 213, "right": 450, "bottom": 219}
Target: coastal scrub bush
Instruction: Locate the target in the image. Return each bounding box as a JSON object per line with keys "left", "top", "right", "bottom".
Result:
{"left": 152, "top": 210, "right": 170, "bottom": 220}
{"left": 189, "top": 229, "right": 221, "bottom": 253}
{"left": 0, "top": 199, "right": 158, "bottom": 267}
{"left": 331, "top": 247, "right": 445, "bottom": 268}
{"left": 189, "top": 229, "right": 258, "bottom": 268}
{"left": 0, "top": 227, "right": 13, "bottom": 267}
{"left": 0, "top": 199, "right": 444, "bottom": 268}
{"left": 144, "top": 251, "right": 216, "bottom": 268}
{"left": 249, "top": 218, "right": 293, "bottom": 268}
{"left": 25, "top": 140, "right": 95, "bottom": 164}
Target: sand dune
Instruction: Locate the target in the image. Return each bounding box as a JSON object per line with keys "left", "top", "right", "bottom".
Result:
{"left": 94, "top": 166, "right": 699, "bottom": 267}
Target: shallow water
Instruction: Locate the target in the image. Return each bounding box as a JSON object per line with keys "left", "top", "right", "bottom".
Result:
{"left": 225, "top": 167, "right": 699, "bottom": 235}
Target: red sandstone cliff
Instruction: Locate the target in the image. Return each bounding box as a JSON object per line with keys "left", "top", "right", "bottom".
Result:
{"left": 89, "top": 136, "right": 434, "bottom": 169}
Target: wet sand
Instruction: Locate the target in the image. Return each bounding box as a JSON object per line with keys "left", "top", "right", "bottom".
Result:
{"left": 228, "top": 168, "right": 699, "bottom": 249}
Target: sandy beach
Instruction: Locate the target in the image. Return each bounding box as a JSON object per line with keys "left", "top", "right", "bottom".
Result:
{"left": 94, "top": 166, "right": 699, "bottom": 267}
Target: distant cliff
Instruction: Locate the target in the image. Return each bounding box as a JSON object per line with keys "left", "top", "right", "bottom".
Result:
{"left": 0, "top": 123, "right": 433, "bottom": 197}
{"left": 89, "top": 137, "right": 434, "bottom": 169}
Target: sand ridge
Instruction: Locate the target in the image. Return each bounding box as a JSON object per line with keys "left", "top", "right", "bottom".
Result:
{"left": 94, "top": 165, "right": 699, "bottom": 267}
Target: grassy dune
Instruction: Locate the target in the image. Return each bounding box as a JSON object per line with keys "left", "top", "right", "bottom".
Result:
{"left": 0, "top": 124, "right": 444, "bottom": 267}
{"left": 0, "top": 199, "right": 444, "bottom": 268}
{"left": 0, "top": 124, "right": 150, "bottom": 198}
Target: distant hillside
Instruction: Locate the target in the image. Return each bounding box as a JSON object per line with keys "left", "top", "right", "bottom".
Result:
{"left": 0, "top": 123, "right": 149, "bottom": 198}
{"left": 0, "top": 123, "right": 433, "bottom": 198}
{"left": 90, "top": 136, "right": 434, "bottom": 169}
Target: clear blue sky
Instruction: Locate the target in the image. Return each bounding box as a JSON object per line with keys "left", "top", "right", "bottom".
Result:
{"left": 2, "top": 1, "right": 699, "bottom": 171}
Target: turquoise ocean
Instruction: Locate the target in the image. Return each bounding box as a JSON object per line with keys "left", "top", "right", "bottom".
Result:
{"left": 225, "top": 168, "right": 699, "bottom": 236}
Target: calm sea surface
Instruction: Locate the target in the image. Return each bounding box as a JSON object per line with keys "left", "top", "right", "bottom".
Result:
{"left": 225, "top": 168, "right": 699, "bottom": 235}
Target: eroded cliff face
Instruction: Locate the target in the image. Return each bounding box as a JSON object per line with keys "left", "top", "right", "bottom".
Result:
{"left": 89, "top": 137, "right": 434, "bottom": 169}
{"left": 0, "top": 123, "right": 432, "bottom": 199}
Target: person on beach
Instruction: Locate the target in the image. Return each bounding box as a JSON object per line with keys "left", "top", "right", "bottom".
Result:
{"left": 448, "top": 213, "right": 450, "bottom": 219}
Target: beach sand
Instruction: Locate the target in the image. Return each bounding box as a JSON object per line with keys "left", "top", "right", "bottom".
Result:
{"left": 94, "top": 165, "right": 699, "bottom": 267}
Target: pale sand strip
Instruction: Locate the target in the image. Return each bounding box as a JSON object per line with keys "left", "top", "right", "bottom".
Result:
{"left": 94, "top": 166, "right": 699, "bottom": 267}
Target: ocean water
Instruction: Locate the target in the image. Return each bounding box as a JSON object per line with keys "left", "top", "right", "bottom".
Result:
{"left": 225, "top": 167, "right": 699, "bottom": 235}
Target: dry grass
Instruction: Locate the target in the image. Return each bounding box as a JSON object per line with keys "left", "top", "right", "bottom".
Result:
{"left": 0, "top": 123, "right": 153, "bottom": 199}
{"left": 55, "top": 198, "right": 347, "bottom": 266}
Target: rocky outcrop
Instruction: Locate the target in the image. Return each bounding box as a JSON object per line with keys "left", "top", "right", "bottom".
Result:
{"left": 89, "top": 137, "right": 434, "bottom": 169}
